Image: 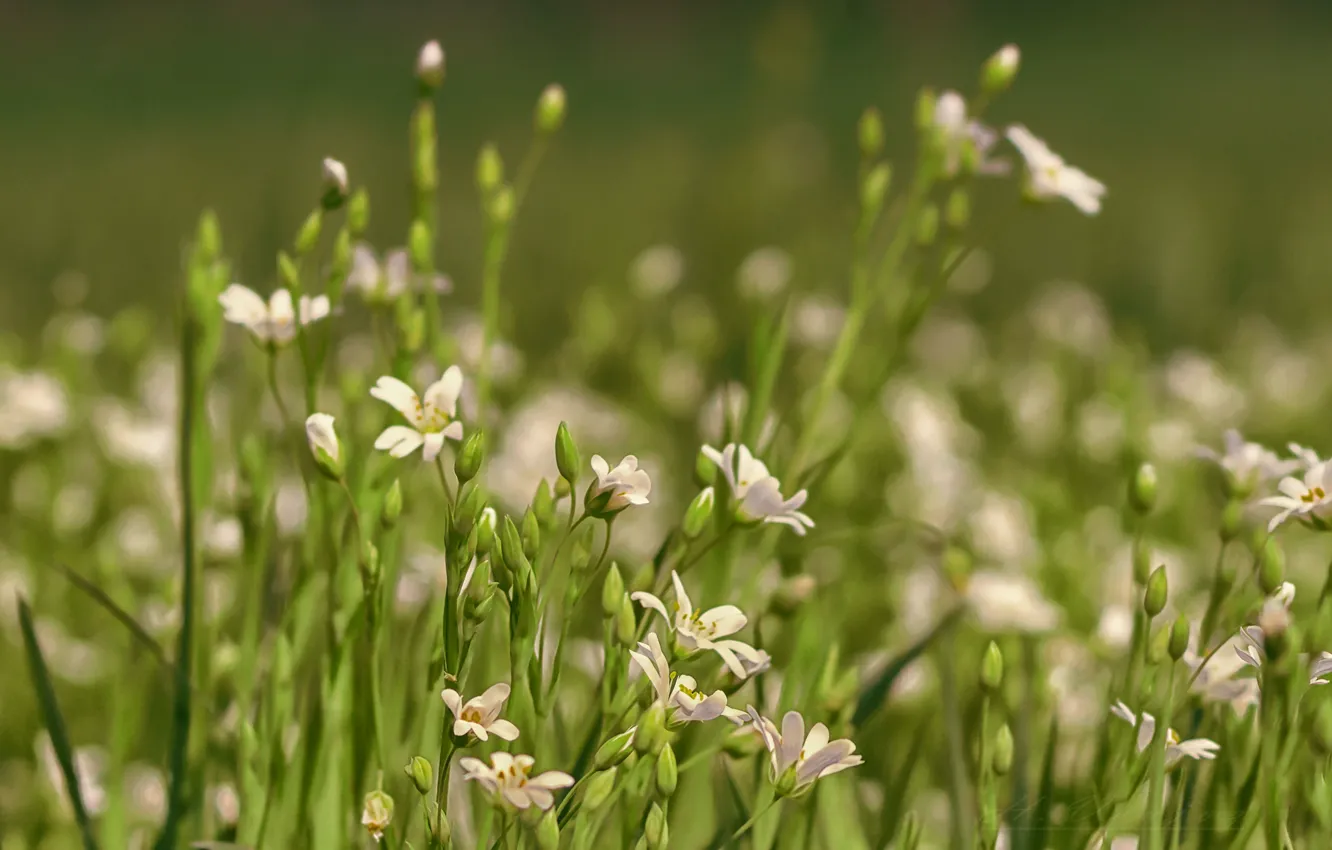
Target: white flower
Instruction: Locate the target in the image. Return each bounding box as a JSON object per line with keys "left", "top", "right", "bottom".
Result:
{"left": 632, "top": 570, "right": 764, "bottom": 678}
{"left": 588, "top": 454, "right": 652, "bottom": 513}
{"left": 460, "top": 752, "right": 573, "bottom": 811}
{"left": 630, "top": 244, "right": 685, "bottom": 297}
{"left": 304, "top": 413, "right": 340, "bottom": 465}
{"left": 1289, "top": 443, "right": 1322, "bottom": 469}
{"left": 744, "top": 707, "right": 862, "bottom": 793}
{"left": 1196, "top": 430, "right": 1297, "bottom": 495}
{"left": 736, "top": 247, "right": 792, "bottom": 301}
{"left": 702, "top": 443, "right": 814, "bottom": 535}
{"left": 1005, "top": 124, "right": 1106, "bottom": 216}
{"left": 933, "top": 91, "right": 1008, "bottom": 178}
{"left": 1259, "top": 461, "right": 1332, "bottom": 531}
{"left": 218, "top": 284, "right": 330, "bottom": 346}
{"left": 415, "top": 40, "right": 445, "bottom": 88}
{"left": 361, "top": 790, "right": 393, "bottom": 842}
{"left": 963, "top": 569, "right": 1061, "bottom": 634}
{"left": 441, "top": 682, "right": 519, "bottom": 742}
{"left": 1183, "top": 636, "right": 1260, "bottom": 717}
{"left": 629, "top": 633, "right": 745, "bottom": 723}
{"left": 1110, "top": 702, "right": 1219, "bottom": 766}
{"left": 345, "top": 242, "right": 452, "bottom": 304}
{"left": 322, "top": 157, "right": 349, "bottom": 196}
{"left": 370, "top": 367, "right": 465, "bottom": 461}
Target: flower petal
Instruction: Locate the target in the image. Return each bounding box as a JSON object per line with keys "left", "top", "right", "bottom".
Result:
{"left": 370, "top": 376, "right": 424, "bottom": 427}
{"left": 375, "top": 426, "right": 425, "bottom": 458}
{"left": 422, "top": 431, "right": 447, "bottom": 462}
{"left": 424, "top": 366, "right": 464, "bottom": 418}
{"left": 488, "top": 719, "right": 520, "bottom": 741}
{"left": 631, "top": 591, "right": 672, "bottom": 625}
{"left": 218, "top": 284, "right": 268, "bottom": 329}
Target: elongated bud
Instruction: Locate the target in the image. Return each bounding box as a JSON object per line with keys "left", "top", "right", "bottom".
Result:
{"left": 1132, "top": 538, "right": 1152, "bottom": 586}
{"left": 490, "top": 186, "right": 515, "bottom": 225}
{"left": 321, "top": 157, "right": 349, "bottom": 209}
{"left": 861, "top": 163, "right": 891, "bottom": 218}
{"left": 645, "top": 802, "right": 668, "bottom": 850}
{"left": 294, "top": 210, "right": 323, "bottom": 256}
{"left": 476, "top": 507, "right": 498, "bottom": 556}
{"left": 993, "top": 723, "right": 1014, "bottom": 775}
{"left": 980, "top": 641, "right": 1004, "bottom": 691}
{"left": 304, "top": 413, "right": 343, "bottom": 481}
{"left": 401, "top": 308, "right": 426, "bottom": 353}
{"left": 502, "top": 517, "right": 534, "bottom": 592}
{"left": 476, "top": 143, "right": 504, "bottom": 197}
{"left": 534, "top": 810, "right": 559, "bottom": 850}
{"left": 347, "top": 188, "right": 370, "bottom": 236}
{"left": 595, "top": 729, "right": 636, "bottom": 769}
{"left": 416, "top": 40, "right": 446, "bottom": 90}
{"left": 408, "top": 218, "right": 432, "bottom": 271}
{"left": 682, "top": 487, "right": 715, "bottom": 539}
{"left": 532, "top": 479, "right": 555, "bottom": 527}
{"left": 655, "top": 744, "right": 678, "bottom": 798}
{"left": 635, "top": 704, "right": 667, "bottom": 754}
{"left": 945, "top": 188, "right": 970, "bottom": 230}
{"left": 582, "top": 767, "right": 618, "bottom": 811}
{"left": 196, "top": 210, "right": 222, "bottom": 264}
{"left": 382, "top": 479, "right": 403, "bottom": 528}
{"left": 1259, "top": 539, "right": 1286, "bottom": 595}
{"left": 980, "top": 44, "right": 1021, "bottom": 96}
{"left": 522, "top": 510, "right": 541, "bottom": 561}
{"left": 615, "top": 595, "right": 638, "bottom": 647}
{"left": 555, "top": 421, "right": 580, "bottom": 486}
{"left": 857, "top": 107, "right": 884, "bottom": 160}
{"left": 1129, "top": 463, "right": 1158, "bottom": 516}
{"left": 1144, "top": 566, "right": 1168, "bottom": 618}
{"left": 694, "top": 448, "right": 716, "bottom": 487}
{"left": 455, "top": 429, "right": 485, "bottom": 484}
{"left": 277, "top": 252, "right": 300, "bottom": 292}
{"left": 536, "top": 84, "right": 567, "bottom": 134}
{"left": 363, "top": 540, "right": 382, "bottom": 588}
{"left": 1220, "top": 499, "right": 1244, "bottom": 543}
{"left": 1168, "top": 614, "right": 1190, "bottom": 661}
{"left": 602, "top": 564, "right": 625, "bottom": 617}
{"left": 405, "top": 756, "right": 433, "bottom": 795}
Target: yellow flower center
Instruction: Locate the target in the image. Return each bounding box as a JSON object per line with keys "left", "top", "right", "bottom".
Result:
{"left": 461, "top": 707, "right": 482, "bottom": 724}
{"left": 1302, "top": 486, "right": 1326, "bottom": 504}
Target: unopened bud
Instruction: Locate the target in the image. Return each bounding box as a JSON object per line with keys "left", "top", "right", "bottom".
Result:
{"left": 1144, "top": 566, "right": 1168, "bottom": 618}
{"left": 582, "top": 767, "right": 618, "bottom": 811}
{"left": 683, "top": 487, "right": 715, "bottom": 539}
{"left": 602, "top": 564, "right": 625, "bottom": 617}
{"left": 980, "top": 44, "right": 1021, "bottom": 96}
{"left": 536, "top": 84, "right": 567, "bottom": 134}
{"left": 555, "top": 422, "right": 581, "bottom": 486}
{"left": 534, "top": 810, "right": 559, "bottom": 850}
{"left": 1259, "top": 539, "right": 1286, "bottom": 595}
{"left": 294, "top": 210, "right": 323, "bottom": 256}
{"left": 858, "top": 107, "right": 884, "bottom": 160}
{"left": 405, "top": 756, "right": 433, "bottom": 795}
{"left": 304, "top": 413, "right": 343, "bottom": 481}
{"left": 980, "top": 641, "right": 1004, "bottom": 691}
{"left": 1168, "top": 614, "right": 1190, "bottom": 661}
{"left": 945, "top": 188, "right": 970, "bottom": 230}
{"left": 1132, "top": 538, "right": 1152, "bottom": 586}
{"left": 196, "top": 210, "right": 222, "bottom": 264}
{"left": 522, "top": 509, "right": 541, "bottom": 561}
{"left": 321, "top": 157, "right": 349, "bottom": 209}
{"left": 861, "top": 163, "right": 891, "bottom": 217}
{"left": 416, "top": 40, "right": 446, "bottom": 90}
{"left": 655, "top": 744, "right": 678, "bottom": 798}
{"left": 532, "top": 479, "right": 555, "bottom": 528}
{"left": 477, "top": 144, "right": 504, "bottom": 196}
{"left": 277, "top": 252, "right": 299, "bottom": 292}
{"left": 490, "top": 186, "right": 515, "bottom": 225}
{"left": 408, "top": 219, "right": 432, "bottom": 272}
{"left": 615, "top": 595, "right": 637, "bottom": 647}
{"left": 454, "top": 429, "right": 485, "bottom": 484}
{"left": 1221, "top": 499, "right": 1244, "bottom": 542}
{"left": 645, "top": 802, "right": 668, "bottom": 850}
{"left": 346, "top": 188, "right": 370, "bottom": 236}
{"left": 634, "top": 704, "right": 667, "bottom": 755}
{"left": 993, "top": 723, "right": 1014, "bottom": 775}
{"left": 595, "top": 730, "right": 636, "bottom": 769}
{"left": 476, "top": 507, "right": 497, "bottom": 556}
{"left": 1129, "top": 463, "right": 1158, "bottom": 516}
{"left": 694, "top": 448, "right": 716, "bottom": 488}
{"left": 382, "top": 479, "right": 403, "bottom": 528}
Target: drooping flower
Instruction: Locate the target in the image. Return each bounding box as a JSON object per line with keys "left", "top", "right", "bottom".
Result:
{"left": 631, "top": 570, "right": 764, "bottom": 678}
{"left": 744, "top": 707, "right": 862, "bottom": 795}
{"left": 1005, "top": 124, "right": 1106, "bottom": 216}
{"left": 702, "top": 443, "right": 814, "bottom": 535}
{"left": 933, "top": 90, "right": 1008, "bottom": 178}
{"left": 1110, "top": 702, "right": 1220, "bottom": 766}
{"left": 1196, "top": 430, "right": 1299, "bottom": 497}
{"left": 370, "top": 367, "right": 465, "bottom": 461}
{"left": 460, "top": 752, "right": 573, "bottom": 811}
{"left": 345, "top": 242, "right": 452, "bottom": 305}
{"left": 1258, "top": 461, "right": 1332, "bottom": 532}
{"left": 361, "top": 789, "right": 394, "bottom": 843}
{"left": 629, "top": 633, "right": 745, "bottom": 723}
{"left": 218, "top": 284, "right": 330, "bottom": 346}
{"left": 441, "top": 682, "right": 520, "bottom": 742}
{"left": 586, "top": 454, "right": 652, "bottom": 515}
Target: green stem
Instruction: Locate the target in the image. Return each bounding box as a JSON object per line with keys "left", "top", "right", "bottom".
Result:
{"left": 476, "top": 220, "right": 512, "bottom": 418}
{"left": 1143, "top": 667, "right": 1176, "bottom": 850}
{"left": 732, "top": 798, "right": 781, "bottom": 842}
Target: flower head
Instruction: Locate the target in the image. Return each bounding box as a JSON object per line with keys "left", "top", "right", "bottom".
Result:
{"left": 370, "top": 367, "right": 465, "bottom": 461}
{"left": 416, "top": 40, "right": 445, "bottom": 88}
{"left": 1259, "top": 462, "right": 1332, "bottom": 532}
{"left": 460, "top": 752, "right": 573, "bottom": 811}
{"left": 631, "top": 571, "right": 764, "bottom": 678}
{"left": 361, "top": 789, "right": 394, "bottom": 843}
{"left": 702, "top": 443, "right": 814, "bottom": 535}
{"left": 629, "top": 633, "right": 745, "bottom": 724}
{"left": 933, "top": 90, "right": 1008, "bottom": 178}
{"left": 744, "top": 707, "right": 862, "bottom": 795}
{"left": 1196, "top": 430, "right": 1297, "bottom": 498}
{"left": 322, "top": 157, "right": 349, "bottom": 197}
{"left": 1005, "top": 124, "right": 1106, "bottom": 216}
{"left": 1110, "top": 701, "right": 1219, "bottom": 766}
{"left": 219, "top": 284, "right": 330, "bottom": 346}
{"left": 442, "top": 682, "right": 520, "bottom": 742}
{"left": 345, "top": 242, "right": 452, "bottom": 305}
{"left": 586, "top": 454, "right": 652, "bottom": 515}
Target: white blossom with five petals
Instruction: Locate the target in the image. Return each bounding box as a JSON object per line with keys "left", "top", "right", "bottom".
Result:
{"left": 744, "top": 706, "right": 862, "bottom": 793}
{"left": 459, "top": 752, "right": 573, "bottom": 811}
{"left": 370, "top": 367, "right": 465, "bottom": 461}
{"left": 1196, "top": 430, "right": 1299, "bottom": 495}
{"left": 1110, "top": 701, "right": 1220, "bottom": 766}
{"left": 218, "top": 284, "right": 330, "bottom": 346}
{"left": 702, "top": 443, "right": 814, "bottom": 535}
{"left": 629, "top": 633, "right": 745, "bottom": 723}
{"left": 587, "top": 454, "right": 652, "bottom": 513}
{"left": 632, "top": 570, "right": 765, "bottom": 678}
{"left": 1259, "top": 461, "right": 1332, "bottom": 532}
{"left": 441, "top": 682, "right": 520, "bottom": 742}
{"left": 1005, "top": 124, "right": 1106, "bottom": 216}
{"left": 345, "top": 242, "right": 452, "bottom": 304}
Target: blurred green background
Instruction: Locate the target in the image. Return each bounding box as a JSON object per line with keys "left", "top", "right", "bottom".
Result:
{"left": 3, "top": 0, "right": 1331, "bottom": 355}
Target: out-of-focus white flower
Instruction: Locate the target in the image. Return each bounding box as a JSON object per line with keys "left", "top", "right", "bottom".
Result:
{"left": 460, "top": 752, "right": 573, "bottom": 811}
{"left": 1110, "top": 702, "right": 1220, "bottom": 765}
{"left": 1196, "top": 430, "right": 1298, "bottom": 496}
{"left": 703, "top": 443, "right": 814, "bottom": 535}
{"left": 632, "top": 571, "right": 763, "bottom": 678}
{"left": 1182, "top": 635, "right": 1260, "bottom": 717}
{"left": 1077, "top": 397, "right": 1126, "bottom": 463}
{"left": 1029, "top": 283, "right": 1112, "bottom": 358}
{"left": 656, "top": 352, "right": 705, "bottom": 414}
{"left": 933, "top": 90, "right": 1008, "bottom": 178}
{"left": 968, "top": 491, "right": 1037, "bottom": 567}
{"left": 370, "top": 368, "right": 465, "bottom": 461}
{"left": 454, "top": 314, "right": 524, "bottom": 390}
{"left": 744, "top": 707, "right": 863, "bottom": 793}
{"left": 0, "top": 368, "right": 69, "bottom": 448}
{"left": 1165, "top": 352, "right": 1246, "bottom": 424}
{"left": 345, "top": 243, "right": 452, "bottom": 304}
{"left": 53, "top": 485, "right": 96, "bottom": 534}
{"left": 322, "top": 157, "right": 349, "bottom": 197}
{"left": 963, "top": 569, "right": 1061, "bottom": 634}
{"left": 736, "top": 247, "right": 792, "bottom": 300}
{"left": 415, "top": 40, "right": 445, "bottom": 88}
{"left": 304, "top": 412, "right": 341, "bottom": 465}
{"left": 630, "top": 244, "right": 685, "bottom": 297}
{"left": 792, "top": 296, "right": 846, "bottom": 351}
{"left": 211, "top": 783, "right": 241, "bottom": 825}
{"left": 629, "top": 633, "right": 745, "bottom": 723}
{"left": 361, "top": 789, "right": 392, "bottom": 843}
{"left": 1259, "top": 462, "right": 1332, "bottom": 531}
{"left": 587, "top": 454, "right": 652, "bottom": 513}
{"left": 1005, "top": 124, "right": 1106, "bottom": 215}
{"left": 1096, "top": 605, "right": 1134, "bottom": 650}
{"left": 94, "top": 400, "right": 175, "bottom": 470}
{"left": 126, "top": 763, "right": 167, "bottom": 823}
{"left": 36, "top": 733, "right": 108, "bottom": 816}
{"left": 441, "top": 683, "right": 520, "bottom": 742}
{"left": 698, "top": 383, "right": 778, "bottom": 450}
{"left": 204, "top": 515, "right": 243, "bottom": 560}
{"left": 275, "top": 477, "right": 308, "bottom": 537}
{"left": 218, "top": 285, "right": 330, "bottom": 346}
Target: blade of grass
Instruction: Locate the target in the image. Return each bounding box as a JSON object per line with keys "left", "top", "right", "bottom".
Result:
{"left": 53, "top": 563, "right": 172, "bottom": 676}
{"left": 18, "top": 595, "right": 101, "bottom": 850}
{"left": 852, "top": 605, "right": 964, "bottom": 728}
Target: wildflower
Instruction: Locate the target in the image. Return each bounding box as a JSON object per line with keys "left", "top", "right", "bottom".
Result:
{"left": 460, "top": 752, "right": 573, "bottom": 811}
{"left": 361, "top": 789, "right": 394, "bottom": 842}
{"left": 1182, "top": 636, "right": 1260, "bottom": 717}
{"left": 585, "top": 454, "right": 652, "bottom": 515}
{"left": 1005, "top": 124, "right": 1106, "bottom": 215}
{"left": 744, "top": 707, "right": 862, "bottom": 795}
{"left": 416, "top": 40, "right": 445, "bottom": 89}
{"left": 629, "top": 633, "right": 745, "bottom": 723}
{"left": 0, "top": 368, "right": 69, "bottom": 448}
{"left": 1110, "top": 702, "right": 1220, "bottom": 766}
{"left": 631, "top": 571, "right": 765, "bottom": 678}
{"left": 322, "top": 157, "right": 349, "bottom": 197}
{"left": 1289, "top": 443, "right": 1322, "bottom": 469}
{"left": 702, "top": 443, "right": 814, "bottom": 535}
{"left": 345, "top": 242, "right": 452, "bottom": 304}
{"left": 304, "top": 413, "right": 342, "bottom": 480}
{"left": 370, "top": 367, "right": 465, "bottom": 461}
{"left": 1259, "top": 462, "right": 1332, "bottom": 531}
{"left": 218, "top": 284, "right": 330, "bottom": 346}
{"left": 933, "top": 90, "right": 1008, "bottom": 178}
{"left": 736, "top": 247, "right": 792, "bottom": 301}
{"left": 962, "top": 569, "right": 1061, "bottom": 634}
{"left": 1196, "top": 430, "right": 1297, "bottom": 497}
{"left": 441, "top": 682, "right": 520, "bottom": 742}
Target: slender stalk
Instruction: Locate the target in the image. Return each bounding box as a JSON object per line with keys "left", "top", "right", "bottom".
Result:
{"left": 732, "top": 798, "right": 781, "bottom": 842}
{"left": 1143, "top": 668, "right": 1176, "bottom": 850}
{"left": 476, "top": 219, "right": 511, "bottom": 418}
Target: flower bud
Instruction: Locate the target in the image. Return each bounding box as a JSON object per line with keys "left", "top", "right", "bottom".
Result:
{"left": 601, "top": 563, "right": 625, "bottom": 617}
{"left": 858, "top": 107, "right": 884, "bottom": 160}
{"left": 522, "top": 509, "right": 541, "bottom": 562}
{"left": 1168, "top": 614, "right": 1190, "bottom": 662}
{"left": 490, "top": 186, "right": 515, "bottom": 225}
{"left": 1132, "top": 538, "right": 1152, "bottom": 586}
{"left": 454, "top": 429, "right": 485, "bottom": 484}
{"left": 645, "top": 802, "right": 668, "bottom": 850}
{"left": 980, "top": 641, "right": 1004, "bottom": 691}
{"left": 582, "top": 767, "right": 618, "bottom": 811}
{"left": 304, "top": 413, "right": 343, "bottom": 481}
{"left": 945, "top": 188, "right": 970, "bottom": 231}
{"left": 502, "top": 517, "right": 534, "bottom": 593}
{"left": 1129, "top": 463, "right": 1158, "bottom": 516}
{"left": 476, "top": 507, "right": 497, "bottom": 556}
{"left": 382, "top": 479, "right": 403, "bottom": 529}
{"left": 532, "top": 479, "right": 556, "bottom": 528}
{"left": 861, "top": 163, "right": 891, "bottom": 218}
{"left": 534, "top": 810, "right": 559, "bottom": 850}
{"left": 416, "top": 40, "right": 446, "bottom": 90}
{"left": 294, "top": 210, "right": 323, "bottom": 256}
{"left": 655, "top": 744, "right": 678, "bottom": 798}
{"left": 1144, "top": 566, "right": 1168, "bottom": 618}
{"left": 347, "top": 188, "right": 370, "bottom": 236}
{"left": 361, "top": 789, "right": 394, "bottom": 842}
{"left": 536, "top": 84, "right": 567, "bottom": 134}
{"left": 322, "top": 157, "right": 349, "bottom": 209}
{"left": 980, "top": 44, "right": 1021, "bottom": 96}
{"left": 1259, "top": 539, "right": 1286, "bottom": 596}
{"left": 992, "top": 723, "right": 1014, "bottom": 776}
{"left": 682, "top": 487, "right": 715, "bottom": 539}
{"left": 196, "top": 210, "right": 222, "bottom": 264}
{"left": 595, "top": 729, "right": 636, "bottom": 769}
{"left": 555, "top": 421, "right": 581, "bottom": 486}
{"left": 1221, "top": 499, "right": 1244, "bottom": 542}
{"left": 363, "top": 540, "right": 382, "bottom": 589}
{"left": 635, "top": 704, "right": 667, "bottom": 754}
{"left": 694, "top": 448, "right": 716, "bottom": 488}
{"left": 615, "top": 595, "right": 638, "bottom": 647}
{"left": 405, "top": 756, "right": 433, "bottom": 795}
{"left": 401, "top": 308, "right": 426, "bottom": 353}
{"left": 476, "top": 143, "right": 504, "bottom": 197}
{"left": 277, "top": 252, "right": 300, "bottom": 292}
{"left": 408, "top": 218, "right": 432, "bottom": 272}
